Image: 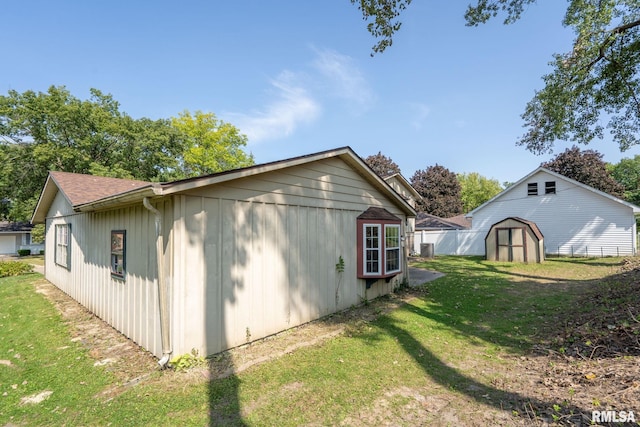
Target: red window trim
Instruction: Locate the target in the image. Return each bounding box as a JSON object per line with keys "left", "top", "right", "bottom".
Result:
{"left": 356, "top": 218, "right": 402, "bottom": 279}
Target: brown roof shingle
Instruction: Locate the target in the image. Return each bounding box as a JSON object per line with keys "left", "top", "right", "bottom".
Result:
{"left": 50, "top": 171, "right": 152, "bottom": 206}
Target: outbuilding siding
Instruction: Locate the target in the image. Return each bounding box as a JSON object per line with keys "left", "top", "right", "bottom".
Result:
{"left": 470, "top": 170, "right": 637, "bottom": 256}
{"left": 37, "top": 149, "right": 414, "bottom": 360}
{"left": 170, "top": 157, "right": 405, "bottom": 356}
{"left": 45, "top": 197, "right": 172, "bottom": 359}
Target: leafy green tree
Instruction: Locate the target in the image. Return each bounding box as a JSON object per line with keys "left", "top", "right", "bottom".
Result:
{"left": 170, "top": 111, "right": 254, "bottom": 176}
{"left": 457, "top": 172, "right": 503, "bottom": 213}
{"left": 410, "top": 164, "right": 463, "bottom": 216}
{"left": 364, "top": 151, "right": 401, "bottom": 177}
{"left": 351, "top": 0, "right": 640, "bottom": 154}
{"left": 610, "top": 155, "right": 640, "bottom": 206}
{"left": 0, "top": 86, "right": 187, "bottom": 220}
{"left": 541, "top": 146, "right": 625, "bottom": 198}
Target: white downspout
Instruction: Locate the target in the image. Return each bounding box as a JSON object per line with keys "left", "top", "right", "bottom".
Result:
{"left": 143, "top": 197, "right": 172, "bottom": 368}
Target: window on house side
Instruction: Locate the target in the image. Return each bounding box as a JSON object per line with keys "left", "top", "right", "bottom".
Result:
{"left": 364, "top": 225, "right": 381, "bottom": 275}
{"left": 527, "top": 183, "right": 538, "bottom": 196}
{"left": 385, "top": 225, "right": 401, "bottom": 274}
{"left": 545, "top": 181, "right": 556, "bottom": 194}
{"left": 110, "top": 230, "right": 126, "bottom": 279}
{"left": 55, "top": 224, "right": 71, "bottom": 269}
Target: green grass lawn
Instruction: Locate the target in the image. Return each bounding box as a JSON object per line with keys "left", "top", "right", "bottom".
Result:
{"left": 0, "top": 256, "right": 628, "bottom": 426}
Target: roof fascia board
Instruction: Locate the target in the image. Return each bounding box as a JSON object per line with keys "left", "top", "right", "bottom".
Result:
{"left": 31, "top": 174, "right": 64, "bottom": 224}
{"left": 74, "top": 185, "right": 161, "bottom": 212}
{"left": 384, "top": 173, "right": 423, "bottom": 201}
{"left": 160, "top": 147, "right": 354, "bottom": 195}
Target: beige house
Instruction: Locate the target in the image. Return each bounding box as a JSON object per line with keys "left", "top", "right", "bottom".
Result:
{"left": 382, "top": 173, "right": 422, "bottom": 255}
{"left": 32, "top": 147, "right": 416, "bottom": 365}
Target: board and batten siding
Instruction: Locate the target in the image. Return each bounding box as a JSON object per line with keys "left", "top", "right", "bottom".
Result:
{"left": 170, "top": 157, "right": 408, "bottom": 356}
{"left": 45, "top": 191, "right": 172, "bottom": 359}
{"left": 471, "top": 171, "right": 637, "bottom": 257}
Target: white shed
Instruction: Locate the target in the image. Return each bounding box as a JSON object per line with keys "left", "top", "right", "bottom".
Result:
{"left": 467, "top": 167, "right": 640, "bottom": 257}
{"left": 31, "top": 147, "right": 416, "bottom": 363}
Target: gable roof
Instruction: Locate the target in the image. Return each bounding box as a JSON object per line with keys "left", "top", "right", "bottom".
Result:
{"left": 382, "top": 173, "right": 422, "bottom": 202}
{"left": 0, "top": 221, "right": 33, "bottom": 233}
{"left": 32, "top": 172, "right": 155, "bottom": 223}
{"left": 487, "top": 216, "right": 544, "bottom": 241}
{"left": 466, "top": 166, "right": 640, "bottom": 217}
{"left": 32, "top": 147, "right": 416, "bottom": 223}
{"left": 415, "top": 212, "right": 469, "bottom": 230}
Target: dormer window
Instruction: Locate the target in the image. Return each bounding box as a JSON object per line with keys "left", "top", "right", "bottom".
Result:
{"left": 545, "top": 181, "right": 556, "bottom": 194}
{"left": 527, "top": 183, "right": 538, "bottom": 196}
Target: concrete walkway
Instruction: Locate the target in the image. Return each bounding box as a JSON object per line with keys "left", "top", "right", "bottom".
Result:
{"left": 408, "top": 267, "right": 444, "bottom": 286}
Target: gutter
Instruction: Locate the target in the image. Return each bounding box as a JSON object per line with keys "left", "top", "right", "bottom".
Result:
{"left": 143, "top": 197, "right": 172, "bottom": 368}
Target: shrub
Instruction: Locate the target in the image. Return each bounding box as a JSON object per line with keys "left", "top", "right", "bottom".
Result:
{"left": 39, "top": 250, "right": 45, "bottom": 255}
{"left": 0, "top": 261, "right": 34, "bottom": 277}
{"left": 17, "top": 249, "right": 31, "bottom": 257}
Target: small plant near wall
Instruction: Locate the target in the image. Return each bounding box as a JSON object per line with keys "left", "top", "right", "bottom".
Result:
{"left": 335, "top": 255, "right": 345, "bottom": 306}
{"left": 169, "top": 349, "right": 206, "bottom": 372}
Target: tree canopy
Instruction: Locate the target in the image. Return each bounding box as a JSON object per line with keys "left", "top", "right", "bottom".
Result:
{"left": 351, "top": 0, "right": 640, "bottom": 154}
{"left": 457, "top": 172, "right": 503, "bottom": 213}
{"left": 363, "top": 151, "right": 401, "bottom": 177}
{"left": 410, "top": 164, "right": 463, "bottom": 216}
{"left": 171, "top": 110, "right": 254, "bottom": 176}
{"left": 609, "top": 154, "right": 640, "bottom": 205}
{"left": 541, "top": 146, "right": 625, "bottom": 198}
{"left": 0, "top": 86, "right": 253, "bottom": 221}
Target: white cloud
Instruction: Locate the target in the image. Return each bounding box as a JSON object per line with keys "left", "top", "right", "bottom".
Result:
{"left": 311, "top": 48, "right": 375, "bottom": 112}
{"left": 228, "top": 71, "right": 321, "bottom": 143}
{"left": 409, "top": 102, "right": 431, "bottom": 130}
{"left": 226, "top": 48, "right": 374, "bottom": 144}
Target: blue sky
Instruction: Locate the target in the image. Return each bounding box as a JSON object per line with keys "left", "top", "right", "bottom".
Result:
{"left": 3, "top": 1, "right": 639, "bottom": 184}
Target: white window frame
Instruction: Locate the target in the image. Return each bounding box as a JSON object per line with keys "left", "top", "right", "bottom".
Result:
{"left": 363, "top": 224, "right": 382, "bottom": 276}
{"left": 110, "top": 230, "right": 126, "bottom": 280}
{"left": 384, "top": 224, "right": 401, "bottom": 274}
{"left": 55, "top": 224, "right": 71, "bottom": 269}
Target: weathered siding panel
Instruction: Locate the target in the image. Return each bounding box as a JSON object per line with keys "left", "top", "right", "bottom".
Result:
{"left": 471, "top": 171, "right": 636, "bottom": 256}
{"left": 45, "top": 198, "right": 172, "bottom": 359}
{"left": 172, "top": 158, "right": 408, "bottom": 356}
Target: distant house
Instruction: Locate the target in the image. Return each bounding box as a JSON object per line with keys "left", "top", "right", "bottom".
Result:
{"left": 0, "top": 222, "right": 37, "bottom": 255}
{"left": 467, "top": 167, "right": 640, "bottom": 257}
{"left": 31, "top": 147, "right": 416, "bottom": 364}
{"left": 383, "top": 173, "right": 422, "bottom": 255}
{"left": 415, "top": 213, "right": 470, "bottom": 231}
{"left": 413, "top": 213, "right": 481, "bottom": 256}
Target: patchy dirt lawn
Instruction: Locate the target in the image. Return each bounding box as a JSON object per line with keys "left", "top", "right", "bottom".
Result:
{"left": 34, "top": 258, "right": 640, "bottom": 426}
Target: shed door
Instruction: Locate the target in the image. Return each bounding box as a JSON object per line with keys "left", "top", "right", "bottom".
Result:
{"left": 496, "top": 227, "right": 526, "bottom": 262}
{"left": 0, "top": 235, "right": 16, "bottom": 254}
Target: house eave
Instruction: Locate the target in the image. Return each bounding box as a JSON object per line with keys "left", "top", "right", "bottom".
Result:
{"left": 74, "top": 186, "right": 162, "bottom": 212}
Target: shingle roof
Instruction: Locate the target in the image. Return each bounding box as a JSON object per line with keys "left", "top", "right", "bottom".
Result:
{"left": 357, "top": 207, "right": 401, "bottom": 221}
{"left": 49, "top": 171, "right": 152, "bottom": 206}
{"left": 415, "top": 212, "right": 470, "bottom": 230}
{"left": 0, "top": 221, "right": 33, "bottom": 232}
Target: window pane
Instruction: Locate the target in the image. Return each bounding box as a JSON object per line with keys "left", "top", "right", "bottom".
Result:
{"left": 366, "top": 250, "right": 379, "bottom": 273}
{"left": 385, "top": 226, "right": 399, "bottom": 247}
{"left": 110, "top": 230, "right": 126, "bottom": 278}
{"left": 386, "top": 248, "right": 399, "bottom": 272}
{"left": 365, "top": 226, "right": 379, "bottom": 249}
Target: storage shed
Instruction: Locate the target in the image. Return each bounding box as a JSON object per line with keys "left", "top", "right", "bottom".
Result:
{"left": 485, "top": 217, "right": 544, "bottom": 263}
